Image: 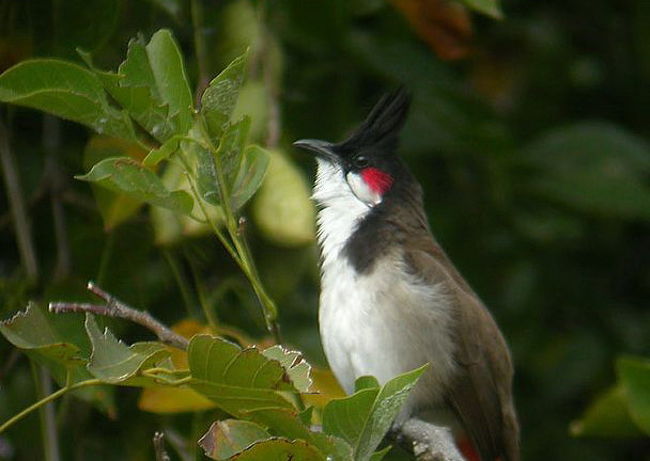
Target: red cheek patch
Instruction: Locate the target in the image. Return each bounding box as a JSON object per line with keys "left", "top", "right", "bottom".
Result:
{"left": 361, "top": 167, "right": 393, "bottom": 195}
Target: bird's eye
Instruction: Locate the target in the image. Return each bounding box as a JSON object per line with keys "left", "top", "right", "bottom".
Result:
{"left": 353, "top": 155, "right": 369, "bottom": 169}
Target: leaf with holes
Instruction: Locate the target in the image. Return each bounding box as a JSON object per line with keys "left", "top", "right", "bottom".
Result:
{"left": 201, "top": 52, "right": 248, "bottom": 142}
{"left": 85, "top": 315, "right": 170, "bottom": 385}
{"left": 145, "top": 29, "right": 194, "bottom": 134}
{"left": 0, "top": 304, "right": 115, "bottom": 414}
{"left": 76, "top": 157, "right": 193, "bottom": 215}
{"left": 188, "top": 335, "right": 297, "bottom": 417}
{"left": 199, "top": 419, "right": 271, "bottom": 460}
{"left": 230, "top": 144, "right": 270, "bottom": 211}
{"left": 262, "top": 345, "right": 312, "bottom": 393}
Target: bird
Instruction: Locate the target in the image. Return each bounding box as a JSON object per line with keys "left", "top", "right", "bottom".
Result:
{"left": 293, "top": 88, "right": 520, "bottom": 461}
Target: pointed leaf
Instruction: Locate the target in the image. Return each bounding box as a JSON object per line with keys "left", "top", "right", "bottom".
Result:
{"left": 323, "top": 388, "right": 380, "bottom": 452}
{"left": 323, "top": 365, "right": 427, "bottom": 461}
{"left": 145, "top": 29, "right": 193, "bottom": 134}
{"left": 201, "top": 52, "right": 249, "bottom": 141}
{"left": 143, "top": 135, "right": 181, "bottom": 166}
{"left": 77, "top": 157, "right": 194, "bottom": 215}
{"left": 570, "top": 386, "right": 643, "bottom": 438}
{"left": 0, "top": 59, "right": 135, "bottom": 139}
{"left": 199, "top": 420, "right": 270, "bottom": 460}
{"left": 85, "top": 315, "right": 170, "bottom": 385}
{"left": 230, "top": 145, "right": 270, "bottom": 211}
{"left": 83, "top": 136, "right": 147, "bottom": 229}
{"left": 459, "top": 0, "right": 502, "bottom": 19}
{"left": 91, "top": 39, "right": 176, "bottom": 142}
{"left": 617, "top": 356, "right": 650, "bottom": 435}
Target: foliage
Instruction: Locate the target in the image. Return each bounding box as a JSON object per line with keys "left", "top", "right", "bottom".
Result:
{"left": 0, "top": 0, "right": 649, "bottom": 460}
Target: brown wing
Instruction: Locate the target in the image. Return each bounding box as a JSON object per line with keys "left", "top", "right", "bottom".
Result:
{"left": 405, "top": 242, "right": 520, "bottom": 461}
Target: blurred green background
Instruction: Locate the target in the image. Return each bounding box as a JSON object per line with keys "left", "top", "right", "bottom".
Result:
{"left": 1, "top": 0, "right": 649, "bottom": 460}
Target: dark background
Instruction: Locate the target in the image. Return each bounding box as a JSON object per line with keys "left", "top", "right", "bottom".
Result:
{"left": 1, "top": 0, "right": 649, "bottom": 459}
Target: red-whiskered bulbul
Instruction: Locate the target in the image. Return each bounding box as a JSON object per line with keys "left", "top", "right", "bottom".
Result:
{"left": 294, "top": 89, "right": 520, "bottom": 461}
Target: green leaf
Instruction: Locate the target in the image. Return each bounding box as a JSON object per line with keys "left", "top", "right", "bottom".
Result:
{"left": 570, "top": 386, "right": 644, "bottom": 438}
{"left": 355, "top": 376, "right": 380, "bottom": 392}
{"left": 218, "top": 117, "right": 251, "bottom": 194}
{"left": 76, "top": 157, "right": 194, "bottom": 215}
{"left": 199, "top": 419, "right": 270, "bottom": 460}
{"left": 188, "top": 335, "right": 297, "bottom": 416}
{"left": 88, "top": 38, "right": 176, "bottom": 142}
{"left": 617, "top": 356, "right": 650, "bottom": 435}
{"left": 143, "top": 135, "right": 181, "bottom": 166}
{"left": 0, "top": 59, "right": 135, "bottom": 139}
{"left": 201, "top": 52, "right": 249, "bottom": 142}
{"left": 83, "top": 136, "right": 147, "bottom": 229}
{"left": 323, "top": 388, "right": 379, "bottom": 453}
{"left": 191, "top": 118, "right": 254, "bottom": 209}
{"left": 0, "top": 303, "right": 85, "bottom": 366}
{"left": 145, "top": 29, "right": 194, "bottom": 134}
{"left": 262, "top": 345, "right": 312, "bottom": 393}
{"left": 0, "top": 304, "right": 115, "bottom": 414}
{"left": 252, "top": 149, "right": 315, "bottom": 246}
{"left": 369, "top": 445, "right": 392, "bottom": 461}
{"left": 230, "top": 145, "right": 270, "bottom": 211}
{"left": 227, "top": 438, "right": 326, "bottom": 461}
{"left": 241, "top": 407, "right": 354, "bottom": 461}
{"left": 524, "top": 122, "right": 650, "bottom": 221}
{"left": 323, "top": 365, "right": 427, "bottom": 461}
{"left": 459, "top": 0, "right": 503, "bottom": 19}
{"left": 84, "top": 315, "right": 170, "bottom": 385}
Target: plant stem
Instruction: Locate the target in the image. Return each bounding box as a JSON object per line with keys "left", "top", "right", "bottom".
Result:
{"left": 194, "top": 119, "right": 282, "bottom": 343}
{"left": 0, "top": 379, "right": 103, "bottom": 434}
{"left": 31, "top": 364, "right": 61, "bottom": 461}
{"left": 0, "top": 116, "right": 38, "bottom": 281}
{"left": 163, "top": 249, "right": 201, "bottom": 320}
{"left": 49, "top": 281, "right": 189, "bottom": 350}
{"left": 153, "top": 432, "right": 171, "bottom": 461}
{"left": 190, "top": 0, "right": 210, "bottom": 106}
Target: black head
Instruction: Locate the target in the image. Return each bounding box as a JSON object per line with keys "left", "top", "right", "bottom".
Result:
{"left": 294, "top": 88, "right": 411, "bottom": 202}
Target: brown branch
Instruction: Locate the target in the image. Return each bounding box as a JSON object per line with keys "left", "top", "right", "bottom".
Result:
{"left": 396, "top": 418, "right": 465, "bottom": 461}
{"left": 48, "top": 282, "right": 189, "bottom": 350}
{"left": 153, "top": 432, "right": 171, "bottom": 461}
{"left": 0, "top": 117, "right": 39, "bottom": 281}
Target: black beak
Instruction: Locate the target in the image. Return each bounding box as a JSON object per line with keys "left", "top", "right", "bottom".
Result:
{"left": 293, "top": 139, "right": 338, "bottom": 163}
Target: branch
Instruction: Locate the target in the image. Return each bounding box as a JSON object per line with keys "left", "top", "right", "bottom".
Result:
{"left": 396, "top": 418, "right": 466, "bottom": 461}
{"left": 153, "top": 432, "right": 171, "bottom": 461}
{"left": 48, "top": 281, "right": 189, "bottom": 350}
{"left": 0, "top": 116, "right": 39, "bottom": 281}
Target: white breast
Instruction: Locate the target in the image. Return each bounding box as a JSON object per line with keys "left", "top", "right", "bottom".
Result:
{"left": 312, "top": 160, "right": 457, "bottom": 418}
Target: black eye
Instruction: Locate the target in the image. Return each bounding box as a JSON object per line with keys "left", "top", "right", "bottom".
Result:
{"left": 353, "top": 155, "right": 369, "bottom": 169}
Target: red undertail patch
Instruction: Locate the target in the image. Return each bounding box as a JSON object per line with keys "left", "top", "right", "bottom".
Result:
{"left": 360, "top": 167, "right": 393, "bottom": 195}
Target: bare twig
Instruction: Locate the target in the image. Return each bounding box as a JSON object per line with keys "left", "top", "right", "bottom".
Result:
{"left": 43, "top": 115, "right": 71, "bottom": 280}
{"left": 48, "top": 281, "right": 189, "bottom": 350}
{"left": 0, "top": 117, "right": 39, "bottom": 281}
{"left": 153, "top": 432, "right": 171, "bottom": 461}
{"left": 396, "top": 418, "right": 466, "bottom": 461}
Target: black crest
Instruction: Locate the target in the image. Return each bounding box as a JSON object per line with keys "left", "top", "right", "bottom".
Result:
{"left": 337, "top": 87, "right": 411, "bottom": 155}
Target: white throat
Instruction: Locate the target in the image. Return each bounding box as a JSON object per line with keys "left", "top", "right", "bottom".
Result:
{"left": 312, "top": 159, "right": 372, "bottom": 267}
